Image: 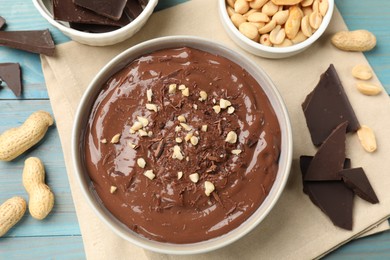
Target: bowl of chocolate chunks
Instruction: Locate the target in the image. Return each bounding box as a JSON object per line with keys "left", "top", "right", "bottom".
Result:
{"left": 32, "top": 0, "right": 158, "bottom": 46}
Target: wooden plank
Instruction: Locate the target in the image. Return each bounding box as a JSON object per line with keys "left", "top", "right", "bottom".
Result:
{"left": 0, "top": 236, "right": 85, "bottom": 259}
{"left": 0, "top": 100, "right": 80, "bottom": 237}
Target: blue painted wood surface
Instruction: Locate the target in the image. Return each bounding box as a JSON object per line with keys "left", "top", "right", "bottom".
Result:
{"left": 0, "top": 0, "right": 389, "bottom": 258}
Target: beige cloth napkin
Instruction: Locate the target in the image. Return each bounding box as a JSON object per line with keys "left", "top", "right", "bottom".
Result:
{"left": 41, "top": 0, "right": 390, "bottom": 259}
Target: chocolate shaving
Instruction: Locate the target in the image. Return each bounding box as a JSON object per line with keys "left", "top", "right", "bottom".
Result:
{"left": 154, "top": 139, "right": 165, "bottom": 158}
{"left": 304, "top": 121, "right": 348, "bottom": 181}
{"left": 302, "top": 64, "right": 360, "bottom": 146}
{"left": 340, "top": 167, "right": 379, "bottom": 204}
{"left": 0, "top": 63, "right": 22, "bottom": 97}
{"left": 0, "top": 29, "right": 55, "bottom": 56}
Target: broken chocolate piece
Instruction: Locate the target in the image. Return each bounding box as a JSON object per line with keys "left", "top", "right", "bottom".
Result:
{"left": 0, "top": 16, "right": 6, "bottom": 30}
{"left": 0, "top": 29, "right": 55, "bottom": 56}
{"left": 0, "top": 63, "right": 22, "bottom": 96}
{"left": 304, "top": 121, "right": 348, "bottom": 181}
{"left": 305, "top": 181, "right": 354, "bottom": 230}
{"left": 53, "top": 0, "right": 130, "bottom": 27}
{"left": 300, "top": 155, "right": 351, "bottom": 195}
{"left": 302, "top": 64, "right": 360, "bottom": 146}
{"left": 73, "top": 0, "right": 128, "bottom": 21}
{"left": 70, "top": 23, "right": 121, "bottom": 33}
{"left": 125, "top": 0, "right": 145, "bottom": 20}
{"left": 340, "top": 167, "right": 379, "bottom": 204}
{"left": 300, "top": 156, "right": 354, "bottom": 230}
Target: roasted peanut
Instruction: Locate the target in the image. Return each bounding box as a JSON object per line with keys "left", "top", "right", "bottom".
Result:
{"left": 234, "top": 0, "right": 250, "bottom": 14}
{"left": 285, "top": 6, "right": 303, "bottom": 39}
{"left": 247, "top": 12, "right": 270, "bottom": 23}
{"left": 226, "top": 0, "right": 327, "bottom": 47}
{"left": 23, "top": 157, "right": 54, "bottom": 220}
{"left": 240, "top": 22, "right": 260, "bottom": 40}
{"left": 250, "top": 0, "right": 268, "bottom": 9}
{"left": 319, "top": 0, "right": 328, "bottom": 16}
{"left": 331, "top": 30, "right": 377, "bottom": 52}
{"left": 258, "top": 19, "right": 276, "bottom": 34}
{"left": 231, "top": 13, "right": 247, "bottom": 27}
{"left": 356, "top": 82, "right": 382, "bottom": 96}
{"left": 269, "top": 25, "right": 286, "bottom": 44}
{"left": 260, "top": 34, "right": 273, "bottom": 46}
{"left": 352, "top": 64, "right": 373, "bottom": 80}
{"left": 262, "top": 1, "right": 279, "bottom": 16}
{"left": 0, "top": 197, "right": 26, "bottom": 237}
{"left": 309, "top": 11, "right": 322, "bottom": 29}
{"left": 0, "top": 111, "right": 54, "bottom": 161}
{"left": 357, "top": 125, "right": 377, "bottom": 153}
{"left": 273, "top": 10, "right": 289, "bottom": 25}
{"left": 274, "top": 38, "right": 294, "bottom": 47}
{"left": 301, "top": 15, "right": 313, "bottom": 37}
{"left": 291, "top": 30, "right": 308, "bottom": 44}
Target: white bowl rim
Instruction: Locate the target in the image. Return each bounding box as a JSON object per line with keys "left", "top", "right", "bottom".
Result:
{"left": 218, "top": 0, "right": 334, "bottom": 54}
{"left": 72, "top": 35, "right": 293, "bottom": 255}
{"left": 32, "top": 0, "right": 158, "bottom": 40}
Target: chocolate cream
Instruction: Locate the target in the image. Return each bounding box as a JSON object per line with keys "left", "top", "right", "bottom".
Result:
{"left": 84, "top": 47, "right": 281, "bottom": 243}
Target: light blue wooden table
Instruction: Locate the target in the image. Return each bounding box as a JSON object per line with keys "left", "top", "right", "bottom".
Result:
{"left": 0, "top": 0, "right": 389, "bottom": 258}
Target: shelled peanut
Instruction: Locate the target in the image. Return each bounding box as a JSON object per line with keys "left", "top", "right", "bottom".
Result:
{"left": 226, "top": 0, "right": 329, "bottom": 47}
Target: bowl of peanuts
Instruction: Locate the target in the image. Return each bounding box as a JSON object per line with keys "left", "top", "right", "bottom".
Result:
{"left": 220, "top": 0, "right": 334, "bottom": 59}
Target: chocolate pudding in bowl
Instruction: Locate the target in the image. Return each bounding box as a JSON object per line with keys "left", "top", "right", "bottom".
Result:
{"left": 72, "top": 36, "right": 292, "bottom": 254}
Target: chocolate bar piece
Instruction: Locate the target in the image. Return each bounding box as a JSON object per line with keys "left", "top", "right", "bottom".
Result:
{"left": 73, "top": 0, "right": 128, "bottom": 21}
{"left": 304, "top": 181, "right": 354, "bottom": 230}
{"left": 53, "top": 0, "right": 130, "bottom": 27}
{"left": 301, "top": 156, "right": 351, "bottom": 195}
{"left": 70, "top": 23, "right": 121, "bottom": 33}
{"left": 300, "top": 156, "right": 354, "bottom": 230}
{"left": 125, "top": 0, "right": 145, "bottom": 19}
{"left": 0, "top": 29, "right": 55, "bottom": 56}
{"left": 0, "top": 16, "right": 6, "bottom": 30}
{"left": 0, "top": 63, "right": 22, "bottom": 97}
{"left": 302, "top": 64, "right": 360, "bottom": 146}
{"left": 304, "top": 121, "right": 348, "bottom": 181}
{"left": 340, "top": 167, "right": 379, "bottom": 204}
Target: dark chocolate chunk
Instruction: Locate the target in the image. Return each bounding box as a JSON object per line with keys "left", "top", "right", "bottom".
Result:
{"left": 70, "top": 23, "right": 121, "bottom": 33}
{"left": 340, "top": 167, "right": 379, "bottom": 204}
{"left": 0, "top": 16, "right": 6, "bottom": 30}
{"left": 300, "top": 156, "right": 354, "bottom": 230}
{"left": 304, "top": 181, "right": 354, "bottom": 230}
{"left": 0, "top": 63, "right": 22, "bottom": 96}
{"left": 53, "top": 0, "right": 130, "bottom": 27}
{"left": 73, "top": 0, "right": 128, "bottom": 21}
{"left": 302, "top": 64, "right": 360, "bottom": 146}
{"left": 300, "top": 155, "right": 351, "bottom": 194}
{"left": 125, "top": 0, "right": 145, "bottom": 19}
{"left": 0, "top": 29, "right": 55, "bottom": 56}
{"left": 304, "top": 121, "right": 348, "bottom": 181}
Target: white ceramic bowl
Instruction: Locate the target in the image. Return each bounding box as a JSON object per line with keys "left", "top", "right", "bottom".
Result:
{"left": 219, "top": 0, "right": 334, "bottom": 59}
{"left": 72, "top": 36, "right": 293, "bottom": 254}
{"left": 32, "top": 0, "right": 158, "bottom": 46}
